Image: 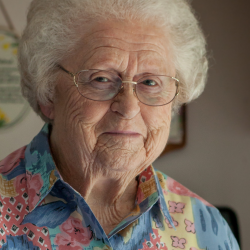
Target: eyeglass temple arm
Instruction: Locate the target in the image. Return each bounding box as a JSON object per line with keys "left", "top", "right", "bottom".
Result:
{"left": 58, "top": 65, "right": 75, "bottom": 77}
{"left": 58, "top": 65, "right": 79, "bottom": 87}
{"left": 173, "top": 77, "right": 180, "bottom": 96}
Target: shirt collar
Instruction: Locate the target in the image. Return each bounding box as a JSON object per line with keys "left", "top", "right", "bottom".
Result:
{"left": 136, "top": 165, "right": 175, "bottom": 229}
{"left": 24, "top": 123, "right": 60, "bottom": 212}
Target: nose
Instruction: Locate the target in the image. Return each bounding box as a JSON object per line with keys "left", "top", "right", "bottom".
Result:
{"left": 110, "top": 82, "right": 140, "bottom": 119}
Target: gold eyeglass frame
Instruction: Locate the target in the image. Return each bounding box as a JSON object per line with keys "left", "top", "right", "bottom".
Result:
{"left": 58, "top": 65, "right": 180, "bottom": 106}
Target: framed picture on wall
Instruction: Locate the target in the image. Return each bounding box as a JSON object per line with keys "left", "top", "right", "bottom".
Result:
{"left": 161, "top": 105, "right": 186, "bottom": 156}
{"left": 0, "top": 27, "right": 29, "bottom": 129}
{"left": 0, "top": 1, "right": 30, "bottom": 129}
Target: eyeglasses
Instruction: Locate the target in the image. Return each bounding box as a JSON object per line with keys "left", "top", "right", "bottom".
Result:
{"left": 58, "top": 65, "right": 179, "bottom": 106}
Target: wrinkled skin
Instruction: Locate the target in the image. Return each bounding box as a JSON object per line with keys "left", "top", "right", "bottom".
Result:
{"left": 40, "top": 19, "right": 174, "bottom": 234}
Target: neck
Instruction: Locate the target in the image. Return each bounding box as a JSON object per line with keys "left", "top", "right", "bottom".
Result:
{"left": 59, "top": 164, "right": 139, "bottom": 207}
{"left": 50, "top": 133, "right": 140, "bottom": 234}
{"left": 57, "top": 160, "right": 139, "bottom": 235}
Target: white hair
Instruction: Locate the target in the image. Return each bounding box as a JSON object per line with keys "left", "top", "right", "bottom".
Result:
{"left": 18, "top": 0, "right": 208, "bottom": 122}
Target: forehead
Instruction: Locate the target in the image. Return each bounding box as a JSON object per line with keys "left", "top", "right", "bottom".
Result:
{"left": 66, "top": 20, "right": 173, "bottom": 75}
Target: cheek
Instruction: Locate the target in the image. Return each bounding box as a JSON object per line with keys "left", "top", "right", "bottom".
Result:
{"left": 73, "top": 100, "right": 110, "bottom": 125}
{"left": 141, "top": 105, "right": 172, "bottom": 156}
{"left": 55, "top": 85, "right": 111, "bottom": 125}
{"left": 142, "top": 105, "right": 172, "bottom": 132}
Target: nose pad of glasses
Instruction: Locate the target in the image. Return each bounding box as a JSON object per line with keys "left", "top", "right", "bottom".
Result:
{"left": 118, "top": 83, "right": 137, "bottom": 97}
{"left": 119, "top": 85, "right": 124, "bottom": 93}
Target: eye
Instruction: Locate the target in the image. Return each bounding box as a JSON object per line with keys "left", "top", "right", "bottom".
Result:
{"left": 95, "top": 77, "right": 110, "bottom": 82}
{"left": 142, "top": 79, "right": 157, "bottom": 86}
{"left": 90, "top": 76, "right": 115, "bottom": 90}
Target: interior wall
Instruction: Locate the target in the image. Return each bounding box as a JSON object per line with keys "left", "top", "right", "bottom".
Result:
{"left": 0, "top": 0, "right": 249, "bottom": 248}
{"left": 155, "top": 1, "right": 250, "bottom": 248}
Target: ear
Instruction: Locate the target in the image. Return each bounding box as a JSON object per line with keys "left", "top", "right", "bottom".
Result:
{"left": 39, "top": 103, "right": 55, "bottom": 120}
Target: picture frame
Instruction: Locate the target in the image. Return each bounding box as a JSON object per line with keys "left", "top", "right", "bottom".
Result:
{"left": 161, "top": 105, "right": 186, "bottom": 156}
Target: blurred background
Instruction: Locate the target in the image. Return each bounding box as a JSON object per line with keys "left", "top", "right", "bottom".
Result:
{"left": 0, "top": 0, "right": 249, "bottom": 248}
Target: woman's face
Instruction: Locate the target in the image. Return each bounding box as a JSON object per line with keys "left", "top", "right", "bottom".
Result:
{"left": 43, "top": 20, "right": 175, "bottom": 174}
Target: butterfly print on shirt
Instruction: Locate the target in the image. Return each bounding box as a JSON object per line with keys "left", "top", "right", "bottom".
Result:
{"left": 168, "top": 201, "right": 185, "bottom": 214}
{"left": 171, "top": 236, "right": 187, "bottom": 249}
{"left": 184, "top": 219, "right": 196, "bottom": 234}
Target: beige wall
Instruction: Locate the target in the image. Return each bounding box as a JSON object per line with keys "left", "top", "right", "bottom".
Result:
{"left": 155, "top": 1, "right": 250, "bottom": 248}
{"left": 0, "top": 0, "right": 249, "bottom": 248}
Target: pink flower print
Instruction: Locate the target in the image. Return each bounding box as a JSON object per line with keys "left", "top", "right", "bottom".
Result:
{"left": 26, "top": 172, "right": 43, "bottom": 209}
{"left": 168, "top": 201, "right": 185, "bottom": 214}
{"left": 165, "top": 216, "right": 179, "bottom": 228}
{"left": 140, "top": 229, "right": 168, "bottom": 250}
{"left": 185, "top": 219, "right": 196, "bottom": 234}
{"left": 55, "top": 234, "right": 83, "bottom": 250}
{"left": 14, "top": 173, "right": 27, "bottom": 190}
{"left": 13, "top": 173, "right": 27, "bottom": 196}
{"left": 167, "top": 177, "right": 212, "bottom": 207}
{"left": 167, "top": 177, "right": 190, "bottom": 196}
{"left": 171, "top": 236, "right": 186, "bottom": 249}
{"left": 0, "top": 146, "right": 26, "bottom": 175}
{"left": 163, "top": 189, "right": 168, "bottom": 195}
{"left": 190, "top": 248, "right": 198, "bottom": 250}
{"left": 54, "top": 216, "right": 92, "bottom": 249}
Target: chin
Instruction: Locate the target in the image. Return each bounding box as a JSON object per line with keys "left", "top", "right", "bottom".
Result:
{"left": 93, "top": 148, "right": 148, "bottom": 173}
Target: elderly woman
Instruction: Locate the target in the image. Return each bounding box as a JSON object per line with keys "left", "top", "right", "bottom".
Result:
{"left": 0, "top": 0, "right": 239, "bottom": 249}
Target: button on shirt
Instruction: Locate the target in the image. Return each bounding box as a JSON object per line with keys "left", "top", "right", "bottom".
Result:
{"left": 0, "top": 124, "right": 240, "bottom": 250}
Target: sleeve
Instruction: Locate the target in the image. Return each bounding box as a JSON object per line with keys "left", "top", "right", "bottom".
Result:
{"left": 191, "top": 197, "right": 240, "bottom": 250}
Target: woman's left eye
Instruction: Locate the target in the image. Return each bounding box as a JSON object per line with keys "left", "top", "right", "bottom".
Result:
{"left": 142, "top": 79, "right": 157, "bottom": 86}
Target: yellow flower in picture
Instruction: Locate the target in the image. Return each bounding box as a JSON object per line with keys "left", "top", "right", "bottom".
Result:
{"left": 2, "top": 43, "right": 10, "bottom": 50}
{"left": 0, "top": 108, "right": 9, "bottom": 127}
{"left": 12, "top": 48, "right": 18, "bottom": 55}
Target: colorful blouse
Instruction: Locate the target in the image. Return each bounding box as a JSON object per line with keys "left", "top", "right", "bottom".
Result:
{"left": 0, "top": 124, "right": 240, "bottom": 250}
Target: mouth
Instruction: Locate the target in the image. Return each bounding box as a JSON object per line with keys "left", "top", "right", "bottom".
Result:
{"left": 103, "top": 131, "right": 141, "bottom": 137}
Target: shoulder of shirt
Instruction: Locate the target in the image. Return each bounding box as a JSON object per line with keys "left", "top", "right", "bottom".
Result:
{"left": 0, "top": 146, "right": 27, "bottom": 180}
{"left": 154, "top": 168, "right": 213, "bottom": 207}
{"left": 154, "top": 169, "right": 240, "bottom": 249}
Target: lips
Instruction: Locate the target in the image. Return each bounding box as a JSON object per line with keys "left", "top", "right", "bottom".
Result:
{"left": 99, "top": 121, "right": 147, "bottom": 139}
{"left": 104, "top": 131, "right": 140, "bottom": 135}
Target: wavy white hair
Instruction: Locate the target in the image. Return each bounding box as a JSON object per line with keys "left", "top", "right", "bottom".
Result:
{"left": 18, "top": 0, "right": 208, "bottom": 122}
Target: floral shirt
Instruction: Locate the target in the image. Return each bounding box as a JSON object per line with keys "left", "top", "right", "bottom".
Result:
{"left": 0, "top": 124, "right": 239, "bottom": 250}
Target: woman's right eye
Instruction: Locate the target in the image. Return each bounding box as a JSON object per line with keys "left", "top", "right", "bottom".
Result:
{"left": 89, "top": 76, "right": 117, "bottom": 90}
{"left": 95, "top": 77, "right": 110, "bottom": 82}
{"left": 142, "top": 79, "right": 157, "bottom": 86}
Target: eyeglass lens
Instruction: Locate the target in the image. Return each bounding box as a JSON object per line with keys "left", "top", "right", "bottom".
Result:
{"left": 76, "top": 69, "right": 178, "bottom": 106}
